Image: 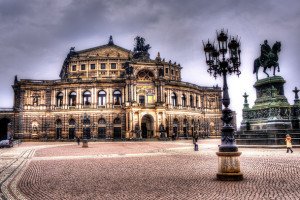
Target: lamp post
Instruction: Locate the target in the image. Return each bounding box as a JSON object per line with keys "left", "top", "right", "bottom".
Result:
{"left": 203, "top": 29, "right": 243, "bottom": 181}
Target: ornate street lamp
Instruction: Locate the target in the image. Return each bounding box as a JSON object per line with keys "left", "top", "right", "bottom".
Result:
{"left": 203, "top": 29, "right": 243, "bottom": 181}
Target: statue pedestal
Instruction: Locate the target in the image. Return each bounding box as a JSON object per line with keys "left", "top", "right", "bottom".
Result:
{"left": 216, "top": 152, "right": 243, "bottom": 181}
{"left": 82, "top": 139, "right": 88, "bottom": 148}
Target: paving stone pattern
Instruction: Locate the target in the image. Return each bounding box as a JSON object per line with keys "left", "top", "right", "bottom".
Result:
{"left": 1, "top": 140, "right": 300, "bottom": 200}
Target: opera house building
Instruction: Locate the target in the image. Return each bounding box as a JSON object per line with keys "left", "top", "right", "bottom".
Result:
{"left": 0, "top": 36, "right": 226, "bottom": 140}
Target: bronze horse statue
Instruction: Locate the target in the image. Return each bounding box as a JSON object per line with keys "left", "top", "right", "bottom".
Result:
{"left": 253, "top": 40, "right": 281, "bottom": 80}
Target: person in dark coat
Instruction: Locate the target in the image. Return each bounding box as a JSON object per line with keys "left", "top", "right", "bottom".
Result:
{"left": 76, "top": 136, "right": 80, "bottom": 145}
{"left": 193, "top": 134, "right": 199, "bottom": 151}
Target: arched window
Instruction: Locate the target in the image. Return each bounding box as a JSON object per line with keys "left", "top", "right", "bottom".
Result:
{"left": 139, "top": 95, "right": 145, "bottom": 105}
{"left": 56, "top": 92, "right": 63, "bottom": 107}
{"left": 83, "top": 91, "right": 91, "bottom": 106}
{"left": 171, "top": 93, "right": 177, "bottom": 106}
{"left": 69, "top": 92, "right": 77, "bottom": 106}
{"left": 137, "top": 70, "right": 154, "bottom": 81}
{"left": 69, "top": 119, "right": 76, "bottom": 126}
{"left": 98, "top": 118, "right": 106, "bottom": 124}
{"left": 56, "top": 119, "right": 62, "bottom": 127}
{"left": 182, "top": 94, "right": 186, "bottom": 107}
{"left": 114, "top": 117, "right": 121, "bottom": 124}
{"left": 98, "top": 90, "right": 106, "bottom": 106}
{"left": 113, "top": 90, "right": 122, "bottom": 105}
{"left": 32, "top": 93, "right": 39, "bottom": 106}
{"left": 190, "top": 95, "right": 194, "bottom": 107}
{"left": 83, "top": 118, "right": 90, "bottom": 125}
{"left": 196, "top": 96, "right": 199, "bottom": 108}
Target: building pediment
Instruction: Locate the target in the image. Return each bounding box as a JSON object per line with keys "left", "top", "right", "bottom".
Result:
{"left": 75, "top": 44, "right": 131, "bottom": 59}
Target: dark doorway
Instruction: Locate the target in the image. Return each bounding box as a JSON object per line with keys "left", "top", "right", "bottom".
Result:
{"left": 0, "top": 118, "right": 10, "bottom": 140}
{"left": 173, "top": 127, "right": 178, "bottom": 137}
{"left": 141, "top": 123, "right": 147, "bottom": 138}
{"left": 166, "top": 126, "right": 169, "bottom": 137}
{"left": 69, "top": 128, "right": 75, "bottom": 139}
{"left": 56, "top": 119, "right": 62, "bottom": 139}
{"left": 56, "top": 128, "right": 62, "bottom": 139}
{"left": 83, "top": 128, "right": 91, "bottom": 139}
{"left": 113, "top": 127, "right": 121, "bottom": 139}
{"left": 98, "top": 127, "right": 106, "bottom": 139}
{"left": 183, "top": 127, "right": 187, "bottom": 137}
{"left": 141, "top": 114, "right": 154, "bottom": 138}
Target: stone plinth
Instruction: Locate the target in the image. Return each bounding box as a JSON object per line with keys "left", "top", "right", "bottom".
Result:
{"left": 82, "top": 139, "right": 88, "bottom": 148}
{"left": 216, "top": 152, "right": 243, "bottom": 181}
{"left": 241, "top": 76, "right": 293, "bottom": 132}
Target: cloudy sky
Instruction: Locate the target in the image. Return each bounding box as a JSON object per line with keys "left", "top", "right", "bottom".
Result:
{"left": 0, "top": 0, "right": 299, "bottom": 127}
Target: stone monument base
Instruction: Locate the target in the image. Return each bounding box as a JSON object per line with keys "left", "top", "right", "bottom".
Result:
{"left": 216, "top": 152, "right": 243, "bottom": 181}
{"left": 236, "top": 130, "right": 300, "bottom": 145}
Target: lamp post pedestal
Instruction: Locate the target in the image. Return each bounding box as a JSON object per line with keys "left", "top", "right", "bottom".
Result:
{"left": 216, "top": 151, "right": 243, "bottom": 181}
{"left": 82, "top": 139, "right": 88, "bottom": 148}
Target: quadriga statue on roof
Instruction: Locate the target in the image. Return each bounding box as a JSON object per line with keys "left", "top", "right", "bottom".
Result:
{"left": 133, "top": 36, "right": 151, "bottom": 60}
{"left": 253, "top": 40, "right": 281, "bottom": 80}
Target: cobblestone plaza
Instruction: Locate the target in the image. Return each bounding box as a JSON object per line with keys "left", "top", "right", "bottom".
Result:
{"left": 0, "top": 139, "right": 299, "bottom": 200}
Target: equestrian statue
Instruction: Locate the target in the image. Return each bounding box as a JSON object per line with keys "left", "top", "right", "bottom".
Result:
{"left": 253, "top": 40, "right": 281, "bottom": 80}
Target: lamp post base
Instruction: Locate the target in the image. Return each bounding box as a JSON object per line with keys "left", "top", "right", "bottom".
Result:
{"left": 216, "top": 151, "right": 243, "bottom": 181}
{"left": 82, "top": 139, "right": 88, "bottom": 148}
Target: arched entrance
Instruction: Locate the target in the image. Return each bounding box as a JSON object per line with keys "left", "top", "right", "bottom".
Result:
{"left": 173, "top": 118, "right": 179, "bottom": 138}
{"left": 0, "top": 118, "right": 11, "bottom": 140}
{"left": 98, "top": 118, "right": 106, "bottom": 139}
{"left": 141, "top": 114, "right": 154, "bottom": 138}
{"left": 69, "top": 119, "right": 76, "bottom": 139}
{"left": 113, "top": 117, "right": 122, "bottom": 139}
{"left": 83, "top": 118, "right": 91, "bottom": 139}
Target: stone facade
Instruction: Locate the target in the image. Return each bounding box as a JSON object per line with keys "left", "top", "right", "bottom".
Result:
{"left": 0, "top": 37, "right": 225, "bottom": 140}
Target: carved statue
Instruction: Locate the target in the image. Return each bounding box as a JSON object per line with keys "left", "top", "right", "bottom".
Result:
{"left": 253, "top": 40, "right": 281, "bottom": 80}
{"left": 159, "top": 123, "right": 165, "bottom": 138}
{"left": 293, "top": 87, "right": 300, "bottom": 100}
{"left": 133, "top": 36, "right": 151, "bottom": 60}
{"left": 134, "top": 36, "right": 151, "bottom": 52}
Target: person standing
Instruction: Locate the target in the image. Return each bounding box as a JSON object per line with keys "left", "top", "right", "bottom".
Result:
{"left": 285, "top": 134, "right": 293, "bottom": 153}
{"left": 76, "top": 136, "right": 80, "bottom": 145}
{"left": 193, "top": 134, "right": 199, "bottom": 151}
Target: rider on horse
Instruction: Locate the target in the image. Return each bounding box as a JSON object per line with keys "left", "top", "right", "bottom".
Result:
{"left": 261, "top": 40, "right": 271, "bottom": 62}
{"left": 253, "top": 40, "right": 281, "bottom": 80}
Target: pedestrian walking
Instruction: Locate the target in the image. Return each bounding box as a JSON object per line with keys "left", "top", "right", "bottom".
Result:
{"left": 193, "top": 134, "right": 199, "bottom": 151}
{"left": 76, "top": 136, "right": 80, "bottom": 145}
{"left": 285, "top": 134, "right": 293, "bottom": 153}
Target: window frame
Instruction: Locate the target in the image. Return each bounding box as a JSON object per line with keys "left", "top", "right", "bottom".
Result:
{"left": 90, "top": 63, "right": 96, "bottom": 70}
{"left": 111, "top": 63, "right": 117, "bottom": 69}
{"left": 72, "top": 65, "right": 77, "bottom": 71}
{"left": 101, "top": 63, "right": 106, "bottom": 69}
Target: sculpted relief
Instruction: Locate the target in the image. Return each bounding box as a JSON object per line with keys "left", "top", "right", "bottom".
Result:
{"left": 84, "top": 47, "right": 130, "bottom": 58}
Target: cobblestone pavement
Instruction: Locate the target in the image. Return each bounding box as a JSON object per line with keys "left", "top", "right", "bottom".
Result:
{"left": 1, "top": 140, "right": 300, "bottom": 200}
